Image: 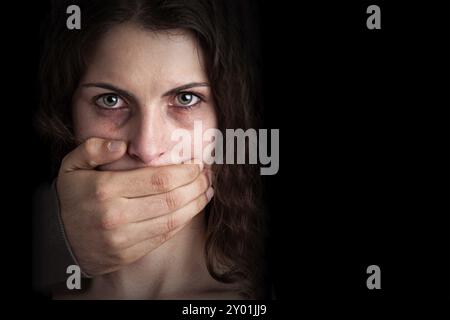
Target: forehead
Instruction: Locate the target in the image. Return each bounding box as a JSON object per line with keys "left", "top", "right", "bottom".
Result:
{"left": 83, "top": 22, "right": 207, "bottom": 87}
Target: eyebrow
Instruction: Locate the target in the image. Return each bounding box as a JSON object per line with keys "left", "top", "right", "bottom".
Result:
{"left": 161, "top": 82, "right": 209, "bottom": 97}
{"left": 81, "top": 82, "right": 210, "bottom": 103}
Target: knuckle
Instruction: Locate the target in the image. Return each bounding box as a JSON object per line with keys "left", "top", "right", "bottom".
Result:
{"left": 84, "top": 138, "right": 99, "bottom": 155}
{"left": 93, "top": 177, "right": 111, "bottom": 202}
{"left": 99, "top": 209, "right": 120, "bottom": 230}
{"left": 94, "top": 187, "right": 108, "bottom": 202}
{"left": 158, "top": 231, "right": 171, "bottom": 245}
{"left": 164, "top": 214, "right": 178, "bottom": 233}
{"left": 151, "top": 171, "right": 171, "bottom": 192}
{"left": 164, "top": 190, "right": 179, "bottom": 211}
{"left": 104, "top": 231, "right": 126, "bottom": 250}
{"left": 83, "top": 138, "right": 101, "bottom": 167}
{"left": 196, "top": 194, "right": 208, "bottom": 212}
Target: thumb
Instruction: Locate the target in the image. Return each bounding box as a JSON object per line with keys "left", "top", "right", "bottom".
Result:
{"left": 60, "top": 137, "right": 126, "bottom": 173}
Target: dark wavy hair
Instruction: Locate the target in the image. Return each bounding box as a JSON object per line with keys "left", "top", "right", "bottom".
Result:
{"left": 37, "top": 0, "right": 266, "bottom": 298}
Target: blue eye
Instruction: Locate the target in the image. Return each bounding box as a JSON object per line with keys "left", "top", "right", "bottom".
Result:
{"left": 95, "top": 94, "right": 125, "bottom": 109}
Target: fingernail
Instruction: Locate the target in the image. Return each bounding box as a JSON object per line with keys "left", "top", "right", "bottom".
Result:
{"left": 206, "top": 187, "right": 214, "bottom": 201}
{"left": 107, "top": 140, "right": 124, "bottom": 152}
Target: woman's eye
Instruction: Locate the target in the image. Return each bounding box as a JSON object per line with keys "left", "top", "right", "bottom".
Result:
{"left": 95, "top": 94, "right": 125, "bottom": 109}
{"left": 172, "top": 92, "right": 201, "bottom": 108}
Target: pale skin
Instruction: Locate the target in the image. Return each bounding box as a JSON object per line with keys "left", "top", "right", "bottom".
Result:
{"left": 54, "top": 23, "right": 241, "bottom": 299}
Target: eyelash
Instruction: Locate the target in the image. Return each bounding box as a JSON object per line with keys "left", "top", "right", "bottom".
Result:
{"left": 92, "top": 92, "right": 204, "bottom": 111}
{"left": 170, "top": 91, "right": 204, "bottom": 110}
{"left": 93, "top": 93, "right": 127, "bottom": 111}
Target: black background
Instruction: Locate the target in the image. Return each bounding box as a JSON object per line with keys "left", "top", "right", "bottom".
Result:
{"left": 260, "top": 0, "right": 450, "bottom": 304}
{"left": 21, "top": 0, "right": 450, "bottom": 316}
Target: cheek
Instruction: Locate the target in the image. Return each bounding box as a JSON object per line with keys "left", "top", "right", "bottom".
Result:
{"left": 171, "top": 101, "right": 217, "bottom": 128}
{"left": 72, "top": 102, "right": 127, "bottom": 141}
{"left": 72, "top": 103, "right": 92, "bottom": 140}
{"left": 189, "top": 113, "right": 218, "bottom": 155}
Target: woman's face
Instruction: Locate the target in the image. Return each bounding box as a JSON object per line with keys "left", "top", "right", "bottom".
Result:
{"left": 72, "top": 23, "right": 217, "bottom": 170}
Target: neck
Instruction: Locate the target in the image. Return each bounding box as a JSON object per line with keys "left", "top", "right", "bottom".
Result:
{"left": 90, "top": 211, "right": 212, "bottom": 299}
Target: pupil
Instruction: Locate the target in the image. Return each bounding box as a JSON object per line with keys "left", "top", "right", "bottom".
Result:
{"left": 105, "top": 95, "right": 117, "bottom": 106}
{"left": 180, "top": 94, "right": 192, "bottom": 104}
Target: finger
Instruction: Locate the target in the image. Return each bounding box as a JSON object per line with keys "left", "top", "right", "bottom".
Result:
{"left": 119, "top": 170, "right": 210, "bottom": 223}
{"left": 119, "top": 187, "right": 214, "bottom": 247}
{"left": 60, "top": 137, "right": 126, "bottom": 172}
{"left": 119, "top": 224, "right": 186, "bottom": 265}
{"left": 204, "top": 166, "right": 214, "bottom": 186}
{"left": 106, "top": 163, "right": 203, "bottom": 198}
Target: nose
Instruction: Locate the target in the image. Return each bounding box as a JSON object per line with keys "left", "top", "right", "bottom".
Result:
{"left": 127, "top": 109, "right": 169, "bottom": 165}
